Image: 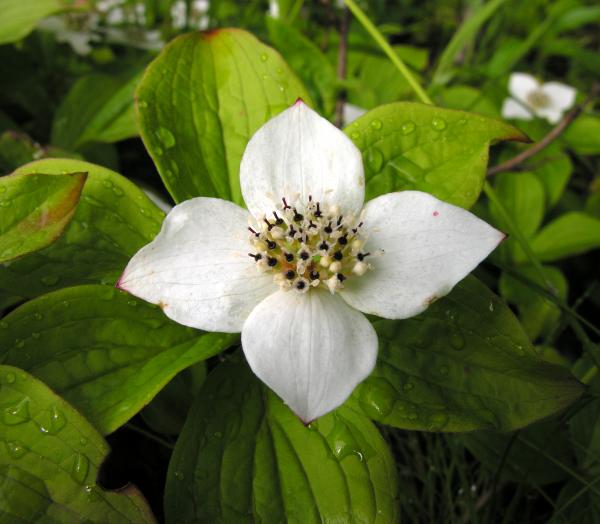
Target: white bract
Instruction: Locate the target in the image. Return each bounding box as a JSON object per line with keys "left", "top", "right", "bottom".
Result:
{"left": 118, "top": 101, "right": 504, "bottom": 422}
{"left": 502, "top": 72, "right": 576, "bottom": 124}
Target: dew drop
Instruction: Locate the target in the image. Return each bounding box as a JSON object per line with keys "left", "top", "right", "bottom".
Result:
{"left": 2, "top": 397, "right": 30, "bottom": 425}
{"left": 0, "top": 200, "right": 12, "bottom": 208}
{"left": 62, "top": 300, "right": 69, "bottom": 307}
{"left": 138, "top": 100, "right": 148, "bottom": 108}
{"left": 5, "top": 440, "right": 27, "bottom": 459}
{"left": 350, "top": 131, "right": 361, "bottom": 140}
{"left": 0, "top": 321, "right": 7, "bottom": 329}
{"left": 127, "top": 300, "right": 137, "bottom": 307}
{"left": 112, "top": 186, "right": 124, "bottom": 197}
{"left": 365, "top": 147, "right": 384, "bottom": 172}
{"left": 156, "top": 127, "right": 176, "bottom": 149}
{"left": 358, "top": 377, "right": 396, "bottom": 418}
{"left": 15, "top": 339, "right": 24, "bottom": 348}
{"left": 427, "top": 411, "right": 449, "bottom": 431}
{"left": 3, "top": 371, "right": 16, "bottom": 384}
{"left": 431, "top": 117, "right": 447, "bottom": 131}
{"left": 488, "top": 301, "right": 495, "bottom": 312}
{"left": 326, "top": 419, "right": 364, "bottom": 461}
{"left": 34, "top": 312, "right": 43, "bottom": 321}
{"left": 401, "top": 121, "right": 416, "bottom": 135}
{"left": 71, "top": 453, "right": 89, "bottom": 484}
{"left": 155, "top": 146, "right": 164, "bottom": 156}
{"left": 102, "top": 180, "right": 113, "bottom": 189}
{"left": 174, "top": 470, "right": 185, "bottom": 481}
{"left": 370, "top": 119, "right": 383, "bottom": 130}
{"left": 32, "top": 332, "right": 40, "bottom": 339}
{"left": 407, "top": 412, "right": 419, "bottom": 421}
{"left": 37, "top": 406, "right": 67, "bottom": 435}
{"left": 450, "top": 331, "right": 465, "bottom": 351}
{"left": 80, "top": 436, "right": 88, "bottom": 446}
{"left": 40, "top": 275, "right": 59, "bottom": 286}
{"left": 260, "top": 53, "right": 268, "bottom": 62}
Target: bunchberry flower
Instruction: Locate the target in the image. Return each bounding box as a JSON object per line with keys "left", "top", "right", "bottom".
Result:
{"left": 502, "top": 72, "right": 576, "bottom": 124}
{"left": 118, "top": 101, "right": 504, "bottom": 422}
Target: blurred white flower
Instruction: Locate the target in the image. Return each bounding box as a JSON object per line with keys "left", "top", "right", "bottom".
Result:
{"left": 269, "top": 0, "right": 280, "bottom": 18}
{"left": 502, "top": 72, "right": 576, "bottom": 124}
{"left": 118, "top": 101, "right": 503, "bottom": 422}
{"left": 38, "top": 15, "right": 100, "bottom": 56}
{"left": 171, "top": 0, "right": 187, "bottom": 29}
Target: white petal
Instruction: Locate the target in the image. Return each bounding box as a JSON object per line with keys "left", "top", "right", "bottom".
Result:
{"left": 241, "top": 289, "right": 378, "bottom": 422}
{"left": 118, "top": 197, "right": 276, "bottom": 332}
{"left": 240, "top": 100, "right": 365, "bottom": 219}
{"left": 535, "top": 106, "right": 564, "bottom": 124}
{"left": 508, "top": 72, "right": 539, "bottom": 101}
{"left": 501, "top": 98, "right": 534, "bottom": 121}
{"left": 340, "top": 191, "right": 505, "bottom": 319}
{"left": 541, "top": 82, "right": 576, "bottom": 111}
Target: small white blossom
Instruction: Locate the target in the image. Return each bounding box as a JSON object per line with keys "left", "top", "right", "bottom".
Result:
{"left": 502, "top": 72, "right": 576, "bottom": 124}
{"left": 38, "top": 15, "right": 101, "bottom": 55}
{"left": 118, "top": 101, "right": 503, "bottom": 422}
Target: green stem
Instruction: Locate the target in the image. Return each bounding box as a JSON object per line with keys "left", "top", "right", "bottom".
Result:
{"left": 343, "top": 0, "right": 433, "bottom": 105}
{"left": 125, "top": 422, "right": 175, "bottom": 450}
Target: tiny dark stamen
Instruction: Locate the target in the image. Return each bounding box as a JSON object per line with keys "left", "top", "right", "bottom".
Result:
{"left": 285, "top": 270, "right": 295, "bottom": 279}
{"left": 324, "top": 222, "right": 333, "bottom": 234}
{"left": 300, "top": 251, "right": 310, "bottom": 261}
{"left": 263, "top": 218, "right": 274, "bottom": 231}
{"left": 296, "top": 280, "right": 306, "bottom": 290}
{"left": 267, "top": 257, "right": 277, "bottom": 267}
{"left": 338, "top": 235, "right": 348, "bottom": 246}
{"left": 285, "top": 253, "right": 294, "bottom": 262}
{"left": 337, "top": 216, "right": 343, "bottom": 226}
{"left": 267, "top": 240, "right": 276, "bottom": 250}
{"left": 248, "top": 227, "right": 259, "bottom": 237}
{"left": 273, "top": 212, "right": 284, "bottom": 225}
{"left": 337, "top": 273, "right": 346, "bottom": 282}
{"left": 308, "top": 221, "right": 317, "bottom": 229}
{"left": 309, "top": 270, "right": 320, "bottom": 280}
{"left": 282, "top": 197, "right": 290, "bottom": 209}
{"left": 248, "top": 253, "right": 262, "bottom": 261}
{"left": 288, "top": 225, "right": 297, "bottom": 237}
{"left": 319, "top": 241, "right": 329, "bottom": 251}
{"left": 333, "top": 251, "right": 343, "bottom": 261}
{"left": 314, "top": 203, "right": 322, "bottom": 217}
{"left": 308, "top": 195, "right": 313, "bottom": 202}
{"left": 293, "top": 209, "right": 304, "bottom": 222}
{"left": 357, "top": 252, "right": 371, "bottom": 261}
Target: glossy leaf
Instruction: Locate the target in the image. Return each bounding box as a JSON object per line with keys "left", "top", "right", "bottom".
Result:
{"left": 136, "top": 28, "right": 311, "bottom": 205}
{"left": 344, "top": 102, "right": 528, "bottom": 208}
{"left": 165, "top": 359, "right": 399, "bottom": 523}
{"left": 351, "top": 277, "right": 584, "bottom": 432}
{"left": 0, "top": 170, "right": 86, "bottom": 263}
{"left": 0, "top": 0, "right": 89, "bottom": 44}
{"left": 0, "top": 285, "right": 237, "bottom": 435}
{"left": 563, "top": 115, "right": 600, "bottom": 155}
{"left": 52, "top": 72, "right": 141, "bottom": 150}
{"left": 0, "top": 158, "right": 164, "bottom": 299}
{"left": 0, "top": 365, "right": 155, "bottom": 522}
{"left": 266, "top": 16, "right": 337, "bottom": 116}
{"left": 531, "top": 145, "right": 573, "bottom": 208}
{"left": 527, "top": 212, "right": 600, "bottom": 262}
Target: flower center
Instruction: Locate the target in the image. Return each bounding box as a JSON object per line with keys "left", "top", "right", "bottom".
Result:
{"left": 526, "top": 89, "right": 551, "bottom": 110}
{"left": 248, "top": 197, "right": 375, "bottom": 293}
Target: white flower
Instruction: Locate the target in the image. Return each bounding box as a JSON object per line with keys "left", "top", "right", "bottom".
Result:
{"left": 502, "top": 72, "right": 576, "bottom": 124}
{"left": 38, "top": 15, "right": 100, "bottom": 56}
{"left": 118, "top": 101, "right": 504, "bottom": 422}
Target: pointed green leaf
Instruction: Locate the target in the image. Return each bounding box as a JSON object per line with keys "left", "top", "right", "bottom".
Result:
{"left": 0, "top": 0, "right": 90, "bottom": 45}
{"left": 0, "top": 285, "right": 237, "bottom": 434}
{"left": 0, "top": 158, "right": 164, "bottom": 299}
{"left": 344, "top": 102, "right": 528, "bottom": 208}
{"left": 0, "top": 365, "right": 155, "bottom": 523}
{"left": 0, "top": 170, "right": 86, "bottom": 263}
{"left": 351, "top": 277, "right": 584, "bottom": 432}
{"left": 165, "top": 360, "right": 399, "bottom": 523}
{"left": 136, "top": 28, "right": 311, "bottom": 205}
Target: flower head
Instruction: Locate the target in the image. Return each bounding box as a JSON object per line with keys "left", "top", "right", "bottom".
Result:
{"left": 502, "top": 72, "right": 576, "bottom": 124}
{"left": 118, "top": 101, "right": 504, "bottom": 422}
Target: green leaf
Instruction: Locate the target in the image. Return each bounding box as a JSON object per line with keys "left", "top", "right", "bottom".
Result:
{"left": 499, "top": 265, "right": 568, "bottom": 341}
{"left": 0, "top": 285, "right": 237, "bottom": 435}
{"left": 563, "top": 115, "right": 600, "bottom": 155}
{"left": 0, "top": 0, "right": 90, "bottom": 45}
{"left": 531, "top": 145, "right": 573, "bottom": 208}
{"left": 526, "top": 212, "right": 600, "bottom": 262}
{"left": 165, "top": 359, "right": 399, "bottom": 523}
{"left": 0, "top": 170, "right": 86, "bottom": 263}
{"left": 0, "top": 158, "right": 164, "bottom": 299}
{"left": 459, "top": 417, "right": 574, "bottom": 485}
{"left": 51, "top": 72, "right": 141, "bottom": 151}
{"left": 266, "top": 17, "right": 337, "bottom": 116}
{"left": 344, "top": 102, "right": 528, "bottom": 208}
{"left": 0, "top": 365, "right": 155, "bottom": 522}
{"left": 438, "top": 85, "right": 500, "bottom": 118}
{"left": 136, "top": 28, "right": 311, "bottom": 205}
{"left": 351, "top": 277, "right": 584, "bottom": 432}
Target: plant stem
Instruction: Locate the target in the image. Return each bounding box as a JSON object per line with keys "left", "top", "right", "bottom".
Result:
{"left": 343, "top": 0, "right": 433, "bottom": 105}
{"left": 125, "top": 422, "right": 175, "bottom": 450}
{"left": 334, "top": 6, "right": 350, "bottom": 128}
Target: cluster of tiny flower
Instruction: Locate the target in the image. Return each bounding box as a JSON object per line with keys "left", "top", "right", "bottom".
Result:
{"left": 247, "top": 196, "right": 379, "bottom": 294}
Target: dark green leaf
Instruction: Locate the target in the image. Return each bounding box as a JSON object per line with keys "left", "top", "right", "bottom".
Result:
{"left": 351, "top": 277, "right": 584, "bottom": 432}
{"left": 0, "top": 285, "right": 237, "bottom": 434}
{"left": 0, "top": 158, "right": 164, "bottom": 299}
{"left": 563, "top": 116, "right": 600, "bottom": 155}
{"left": 344, "top": 102, "right": 527, "bottom": 208}
{"left": 0, "top": 170, "right": 86, "bottom": 263}
{"left": 0, "top": 365, "right": 155, "bottom": 522}
{"left": 136, "top": 28, "right": 311, "bottom": 205}
{"left": 165, "top": 359, "right": 399, "bottom": 523}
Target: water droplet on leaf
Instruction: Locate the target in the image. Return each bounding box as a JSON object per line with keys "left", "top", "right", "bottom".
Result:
{"left": 40, "top": 275, "right": 59, "bottom": 286}
{"left": 358, "top": 377, "right": 396, "bottom": 418}
{"left": 5, "top": 440, "right": 27, "bottom": 458}
{"left": 370, "top": 119, "right": 383, "bottom": 130}
{"left": 431, "top": 117, "right": 447, "bottom": 131}
{"left": 71, "top": 453, "right": 89, "bottom": 484}
{"left": 156, "top": 127, "right": 176, "bottom": 149}
{"left": 401, "top": 121, "right": 416, "bottom": 135}
{"left": 2, "top": 397, "right": 30, "bottom": 425}
{"left": 36, "top": 406, "right": 67, "bottom": 435}
{"left": 365, "top": 148, "right": 384, "bottom": 172}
